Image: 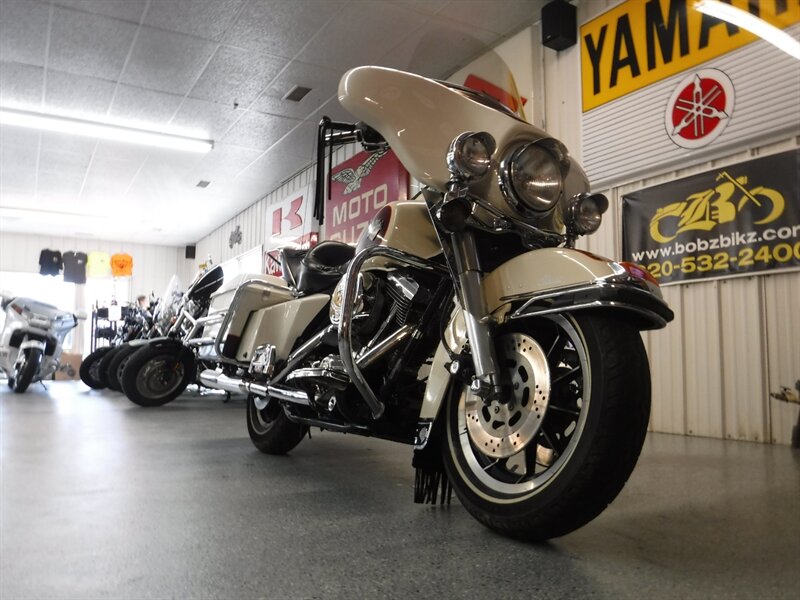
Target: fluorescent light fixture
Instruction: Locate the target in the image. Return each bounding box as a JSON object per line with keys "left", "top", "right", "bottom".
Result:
{"left": 694, "top": 0, "right": 800, "bottom": 60}
{"left": 0, "top": 107, "right": 214, "bottom": 153}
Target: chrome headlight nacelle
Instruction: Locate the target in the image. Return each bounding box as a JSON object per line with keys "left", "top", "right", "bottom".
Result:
{"left": 447, "top": 131, "right": 497, "bottom": 181}
{"left": 498, "top": 139, "right": 568, "bottom": 217}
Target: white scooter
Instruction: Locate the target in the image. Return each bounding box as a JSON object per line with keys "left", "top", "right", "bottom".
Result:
{"left": 0, "top": 293, "right": 85, "bottom": 393}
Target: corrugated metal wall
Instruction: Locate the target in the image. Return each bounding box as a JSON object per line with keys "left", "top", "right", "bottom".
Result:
{"left": 568, "top": 1, "right": 800, "bottom": 445}
{"left": 0, "top": 231, "right": 182, "bottom": 302}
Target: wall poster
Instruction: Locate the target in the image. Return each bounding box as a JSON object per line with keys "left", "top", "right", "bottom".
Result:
{"left": 622, "top": 149, "right": 800, "bottom": 285}
{"left": 324, "top": 149, "right": 408, "bottom": 245}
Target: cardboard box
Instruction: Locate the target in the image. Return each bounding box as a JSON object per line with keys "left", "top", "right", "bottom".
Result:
{"left": 55, "top": 353, "right": 82, "bottom": 380}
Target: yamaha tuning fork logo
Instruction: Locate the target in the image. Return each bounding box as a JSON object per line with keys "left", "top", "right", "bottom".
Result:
{"left": 665, "top": 69, "right": 735, "bottom": 149}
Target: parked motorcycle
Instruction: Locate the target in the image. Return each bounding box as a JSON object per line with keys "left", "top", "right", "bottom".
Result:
{"left": 80, "top": 303, "right": 153, "bottom": 390}
{"left": 208, "top": 64, "right": 674, "bottom": 541}
{"left": 0, "top": 293, "right": 84, "bottom": 393}
{"left": 120, "top": 266, "right": 224, "bottom": 406}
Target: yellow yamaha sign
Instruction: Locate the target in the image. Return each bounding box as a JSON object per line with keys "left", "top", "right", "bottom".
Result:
{"left": 580, "top": 0, "right": 800, "bottom": 112}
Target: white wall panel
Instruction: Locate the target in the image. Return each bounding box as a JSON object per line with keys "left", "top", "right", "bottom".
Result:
{"left": 645, "top": 284, "right": 686, "bottom": 435}
{"left": 764, "top": 272, "right": 800, "bottom": 445}
{"left": 0, "top": 231, "right": 182, "bottom": 302}
{"left": 719, "top": 277, "right": 768, "bottom": 442}
{"left": 683, "top": 282, "right": 725, "bottom": 439}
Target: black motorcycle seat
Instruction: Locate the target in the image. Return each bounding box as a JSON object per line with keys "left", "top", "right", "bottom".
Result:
{"left": 280, "top": 241, "right": 355, "bottom": 294}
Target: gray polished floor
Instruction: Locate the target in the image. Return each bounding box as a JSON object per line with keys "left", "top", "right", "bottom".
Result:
{"left": 1, "top": 381, "right": 798, "bottom": 599}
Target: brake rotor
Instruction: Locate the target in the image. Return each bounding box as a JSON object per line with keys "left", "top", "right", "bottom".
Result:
{"left": 465, "top": 332, "right": 550, "bottom": 459}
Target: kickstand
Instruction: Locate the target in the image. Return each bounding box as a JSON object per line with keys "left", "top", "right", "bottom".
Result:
{"left": 223, "top": 392, "right": 231, "bottom": 404}
{"left": 39, "top": 380, "right": 48, "bottom": 391}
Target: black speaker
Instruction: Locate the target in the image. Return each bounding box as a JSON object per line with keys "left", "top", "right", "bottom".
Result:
{"left": 542, "top": 0, "right": 577, "bottom": 51}
{"left": 185, "top": 245, "right": 196, "bottom": 259}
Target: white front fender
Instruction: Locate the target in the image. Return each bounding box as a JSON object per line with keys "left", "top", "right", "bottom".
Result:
{"left": 418, "top": 247, "right": 670, "bottom": 424}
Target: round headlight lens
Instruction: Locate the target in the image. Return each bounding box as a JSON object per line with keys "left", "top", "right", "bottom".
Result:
{"left": 502, "top": 143, "right": 563, "bottom": 214}
{"left": 567, "top": 193, "right": 609, "bottom": 235}
{"left": 447, "top": 131, "right": 496, "bottom": 180}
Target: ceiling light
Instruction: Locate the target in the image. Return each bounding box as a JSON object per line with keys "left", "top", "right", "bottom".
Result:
{"left": 693, "top": 0, "right": 800, "bottom": 60}
{"left": 283, "top": 85, "right": 312, "bottom": 102}
{"left": 0, "top": 107, "right": 214, "bottom": 153}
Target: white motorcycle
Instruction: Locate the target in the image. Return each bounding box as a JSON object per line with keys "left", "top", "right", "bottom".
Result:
{"left": 201, "top": 64, "right": 674, "bottom": 541}
{"left": 0, "top": 293, "right": 84, "bottom": 393}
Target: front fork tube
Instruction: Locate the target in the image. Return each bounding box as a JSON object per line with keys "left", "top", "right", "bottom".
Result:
{"left": 451, "top": 231, "right": 503, "bottom": 401}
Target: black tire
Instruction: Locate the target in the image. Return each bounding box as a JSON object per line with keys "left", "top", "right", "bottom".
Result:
{"left": 79, "top": 347, "right": 114, "bottom": 389}
{"left": 106, "top": 343, "right": 138, "bottom": 392}
{"left": 96, "top": 346, "right": 123, "bottom": 390}
{"left": 121, "top": 344, "right": 195, "bottom": 407}
{"left": 12, "top": 348, "right": 43, "bottom": 393}
{"left": 442, "top": 312, "right": 651, "bottom": 541}
{"left": 247, "top": 394, "right": 308, "bottom": 454}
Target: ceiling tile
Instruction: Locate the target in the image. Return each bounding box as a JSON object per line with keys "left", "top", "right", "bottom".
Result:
{"left": 145, "top": 0, "right": 247, "bottom": 42}
{"left": 195, "top": 143, "right": 263, "bottom": 177}
{"left": 188, "top": 45, "right": 286, "bottom": 109}
{"left": 53, "top": 0, "right": 147, "bottom": 24}
{"left": 305, "top": 95, "right": 357, "bottom": 130}
{"left": 1, "top": 135, "right": 39, "bottom": 169}
{"left": 436, "top": 0, "right": 543, "bottom": 36}
{"left": 240, "top": 145, "right": 308, "bottom": 185}
{"left": 0, "top": 125, "right": 40, "bottom": 150}
{"left": 296, "top": 2, "right": 425, "bottom": 71}
{"left": 381, "top": 19, "right": 497, "bottom": 79}
{"left": 37, "top": 168, "right": 86, "bottom": 199}
{"left": 222, "top": 111, "right": 301, "bottom": 152}
{"left": 44, "top": 69, "right": 116, "bottom": 116}
{"left": 271, "top": 120, "right": 318, "bottom": 161}
{"left": 387, "top": 0, "right": 450, "bottom": 15}
{"left": 109, "top": 85, "right": 185, "bottom": 127}
{"left": 0, "top": 0, "right": 49, "bottom": 66}
{"left": 0, "top": 167, "right": 37, "bottom": 196}
{"left": 0, "top": 62, "right": 44, "bottom": 108}
{"left": 169, "top": 97, "right": 241, "bottom": 140}
{"left": 49, "top": 5, "right": 138, "bottom": 80}
{"left": 252, "top": 61, "right": 342, "bottom": 120}
{"left": 122, "top": 25, "right": 219, "bottom": 95}
{"left": 224, "top": 0, "right": 345, "bottom": 59}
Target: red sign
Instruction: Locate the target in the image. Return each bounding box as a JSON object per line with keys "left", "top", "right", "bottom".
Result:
{"left": 665, "top": 69, "right": 734, "bottom": 150}
{"left": 324, "top": 149, "right": 408, "bottom": 244}
{"left": 264, "top": 185, "right": 319, "bottom": 276}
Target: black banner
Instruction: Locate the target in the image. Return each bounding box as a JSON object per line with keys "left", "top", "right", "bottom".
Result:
{"left": 622, "top": 150, "right": 800, "bottom": 285}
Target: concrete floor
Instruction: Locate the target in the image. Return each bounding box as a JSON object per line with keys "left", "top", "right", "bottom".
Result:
{"left": 1, "top": 381, "right": 798, "bottom": 600}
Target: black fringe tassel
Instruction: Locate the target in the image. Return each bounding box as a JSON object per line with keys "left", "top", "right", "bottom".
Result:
{"left": 413, "top": 467, "right": 453, "bottom": 505}
{"left": 412, "top": 439, "right": 452, "bottom": 505}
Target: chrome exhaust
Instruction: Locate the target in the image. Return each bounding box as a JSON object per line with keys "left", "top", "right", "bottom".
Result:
{"left": 198, "top": 369, "right": 310, "bottom": 406}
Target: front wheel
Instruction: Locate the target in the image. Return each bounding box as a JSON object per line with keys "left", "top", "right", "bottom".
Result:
{"left": 247, "top": 394, "right": 308, "bottom": 454}
{"left": 12, "top": 348, "right": 43, "bottom": 393}
{"left": 106, "top": 343, "right": 138, "bottom": 392}
{"left": 442, "top": 313, "right": 651, "bottom": 541}
{"left": 121, "top": 345, "right": 195, "bottom": 407}
{"left": 79, "top": 347, "right": 113, "bottom": 389}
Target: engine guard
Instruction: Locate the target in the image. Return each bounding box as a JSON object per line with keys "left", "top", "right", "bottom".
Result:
{"left": 417, "top": 247, "right": 674, "bottom": 424}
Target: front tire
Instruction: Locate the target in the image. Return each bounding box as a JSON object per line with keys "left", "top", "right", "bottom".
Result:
{"left": 121, "top": 345, "right": 195, "bottom": 407}
{"left": 442, "top": 313, "right": 650, "bottom": 541}
{"left": 79, "top": 347, "right": 113, "bottom": 389}
{"left": 247, "top": 394, "right": 308, "bottom": 454}
{"left": 106, "top": 343, "right": 138, "bottom": 392}
{"left": 12, "top": 348, "right": 43, "bottom": 393}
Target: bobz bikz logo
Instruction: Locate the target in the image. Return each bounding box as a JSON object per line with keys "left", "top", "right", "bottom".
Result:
{"left": 649, "top": 170, "right": 784, "bottom": 243}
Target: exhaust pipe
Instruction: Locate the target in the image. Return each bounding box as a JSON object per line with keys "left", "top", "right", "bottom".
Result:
{"left": 199, "top": 369, "right": 310, "bottom": 406}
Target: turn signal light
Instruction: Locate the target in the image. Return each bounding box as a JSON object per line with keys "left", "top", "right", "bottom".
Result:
{"left": 621, "top": 261, "right": 659, "bottom": 286}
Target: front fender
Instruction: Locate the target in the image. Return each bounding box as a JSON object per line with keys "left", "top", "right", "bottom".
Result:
{"left": 418, "top": 248, "right": 673, "bottom": 425}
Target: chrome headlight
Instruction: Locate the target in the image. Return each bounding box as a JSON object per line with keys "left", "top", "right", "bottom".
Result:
{"left": 566, "top": 193, "right": 609, "bottom": 235}
{"left": 447, "top": 131, "right": 496, "bottom": 180}
{"left": 499, "top": 141, "right": 565, "bottom": 215}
